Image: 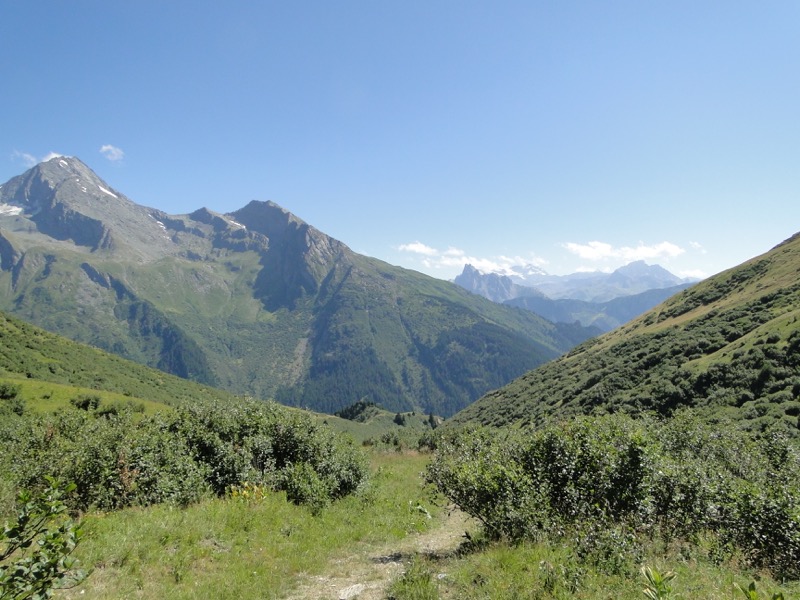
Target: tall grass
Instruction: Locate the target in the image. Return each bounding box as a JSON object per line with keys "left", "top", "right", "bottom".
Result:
{"left": 387, "top": 537, "right": 800, "bottom": 599}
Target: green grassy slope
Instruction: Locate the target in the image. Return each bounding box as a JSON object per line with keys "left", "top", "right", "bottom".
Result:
{"left": 450, "top": 232, "right": 800, "bottom": 433}
{"left": 0, "top": 307, "right": 439, "bottom": 456}
{"left": 0, "top": 310, "right": 239, "bottom": 408}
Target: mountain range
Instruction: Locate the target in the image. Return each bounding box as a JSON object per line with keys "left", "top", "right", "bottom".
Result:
{"left": 454, "top": 263, "right": 696, "bottom": 331}
{"left": 0, "top": 157, "right": 596, "bottom": 417}
{"left": 450, "top": 230, "right": 800, "bottom": 434}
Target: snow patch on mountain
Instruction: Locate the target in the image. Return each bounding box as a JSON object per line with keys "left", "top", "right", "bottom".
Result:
{"left": 224, "top": 216, "right": 246, "bottom": 229}
{"left": 0, "top": 203, "right": 22, "bottom": 216}
{"left": 97, "top": 185, "right": 118, "bottom": 198}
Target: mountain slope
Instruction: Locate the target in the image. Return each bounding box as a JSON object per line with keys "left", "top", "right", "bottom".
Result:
{"left": 0, "top": 157, "right": 596, "bottom": 416}
{"left": 450, "top": 232, "right": 800, "bottom": 433}
{"left": 505, "top": 282, "right": 695, "bottom": 332}
{"left": 0, "top": 310, "right": 236, "bottom": 407}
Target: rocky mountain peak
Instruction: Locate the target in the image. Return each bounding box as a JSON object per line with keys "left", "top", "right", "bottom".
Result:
{"left": 454, "top": 264, "right": 546, "bottom": 303}
{"left": 0, "top": 157, "right": 174, "bottom": 258}
{"left": 0, "top": 156, "right": 599, "bottom": 417}
{"left": 1, "top": 156, "right": 125, "bottom": 211}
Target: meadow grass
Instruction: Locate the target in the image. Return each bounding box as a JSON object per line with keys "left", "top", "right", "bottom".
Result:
{"left": 58, "top": 452, "right": 436, "bottom": 600}
{"left": 1, "top": 376, "right": 169, "bottom": 415}
{"left": 384, "top": 533, "right": 800, "bottom": 600}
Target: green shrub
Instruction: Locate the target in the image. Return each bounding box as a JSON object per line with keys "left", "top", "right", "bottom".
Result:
{"left": 427, "top": 413, "right": 800, "bottom": 579}
{"left": 0, "top": 383, "right": 24, "bottom": 417}
{"left": 281, "top": 462, "right": 331, "bottom": 515}
{"left": 0, "top": 398, "right": 368, "bottom": 513}
{"left": 0, "top": 383, "right": 21, "bottom": 401}
{"left": 69, "top": 394, "right": 100, "bottom": 411}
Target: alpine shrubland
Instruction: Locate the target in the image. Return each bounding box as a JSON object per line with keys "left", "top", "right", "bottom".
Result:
{"left": 427, "top": 412, "right": 800, "bottom": 581}
{"left": 0, "top": 396, "right": 367, "bottom": 514}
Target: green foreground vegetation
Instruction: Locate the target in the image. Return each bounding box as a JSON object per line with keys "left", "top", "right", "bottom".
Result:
{"left": 424, "top": 413, "right": 800, "bottom": 596}
{"left": 0, "top": 394, "right": 367, "bottom": 515}
{"left": 6, "top": 442, "right": 797, "bottom": 600}
{"left": 2, "top": 408, "right": 799, "bottom": 598}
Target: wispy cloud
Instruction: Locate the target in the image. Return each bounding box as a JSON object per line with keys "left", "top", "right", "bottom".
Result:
{"left": 12, "top": 150, "right": 63, "bottom": 167}
{"left": 397, "top": 241, "right": 547, "bottom": 275}
{"left": 100, "top": 144, "right": 125, "bottom": 162}
{"left": 398, "top": 241, "right": 438, "bottom": 256}
{"left": 12, "top": 151, "right": 37, "bottom": 168}
{"left": 563, "top": 240, "right": 685, "bottom": 262}
{"left": 689, "top": 241, "right": 707, "bottom": 254}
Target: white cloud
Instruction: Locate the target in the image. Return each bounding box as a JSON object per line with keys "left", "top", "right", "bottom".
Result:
{"left": 12, "top": 150, "right": 62, "bottom": 167}
{"left": 563, "top": 241, "right": 614, "bottom": 260}
{"left": 398, "top": 241, "right": 546, "bottom": 275}
{"left": 12, "top": 151, "right": 38, "bottom": 167}
{"left": 397, "top": 241, "right": 438, "bottom": 256}
{"left": 100, "top": 144, "right": 125, "bottom": 161}
{"left": 563, "top": 240, "right": 685, "bottom": 262}
{"left": 689, "top": 241, "right": 707, "bottom": 254}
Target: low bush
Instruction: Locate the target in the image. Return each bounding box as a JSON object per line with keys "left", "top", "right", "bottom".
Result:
{"left": 427, "top": 413, "right": 800, "bottom": 579}
{"left": 0, "top": 383, "right": 24, "bottom": 417}
{"left": 0, "top": 398, "right": 368, "bottom": 513}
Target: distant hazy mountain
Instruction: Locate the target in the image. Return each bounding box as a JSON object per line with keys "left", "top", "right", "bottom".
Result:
{"left": 456, "top": 261, "right": 694, "bottom": 303}
{"left": 454, "top": 262, "right": 697, "bottom": 331}
{"left": 453, "top": 265, "right": 546, "bottom": 304}
{"left": 504, "top": 283, "right": 695, "bottom": 332}
{"left": 0, "top": 157, "right": 597, "bottom": 416}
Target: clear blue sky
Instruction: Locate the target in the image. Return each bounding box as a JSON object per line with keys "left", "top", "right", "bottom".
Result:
{"left": 3, "top": 2, "right": 799, "bottom": 280}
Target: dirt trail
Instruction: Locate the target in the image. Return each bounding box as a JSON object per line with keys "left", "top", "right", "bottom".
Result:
{"left": 283, "top": 508, "right": 474, "bottom": 600}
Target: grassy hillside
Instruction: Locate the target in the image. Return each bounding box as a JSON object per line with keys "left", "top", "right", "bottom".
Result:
{"left": 450, "top": 232, "right": 800, "bottom": 433}
{"left": 318, "top": 400, "right": 440, "bottom": 448}
{"left": 0, "top": 308, "right": 437, "bottom": 456}
{"left": 0, "top": 311, "right": 240, "bottom": 408}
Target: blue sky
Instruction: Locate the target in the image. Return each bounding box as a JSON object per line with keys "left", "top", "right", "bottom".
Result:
{"left": 2, "top": 2, "right": 799, "bottom": 280}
